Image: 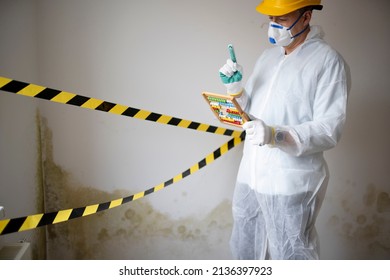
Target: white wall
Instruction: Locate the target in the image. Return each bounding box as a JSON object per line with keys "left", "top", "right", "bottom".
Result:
{"left": 0, "top": 0, "right": 46, "bottom": 259}
{"left": 314, "top": 0, "right": 390, "bottom": 259}
{"left": 0, "top": 0, "right": 389, "bottom": 259}
{"left": 34, "top": 0, "right": 260, "bottom": 260}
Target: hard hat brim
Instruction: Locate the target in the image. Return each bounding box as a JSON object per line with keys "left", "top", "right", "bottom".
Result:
{"left": 256, "top": 4, "right": 323, "bottom": 16}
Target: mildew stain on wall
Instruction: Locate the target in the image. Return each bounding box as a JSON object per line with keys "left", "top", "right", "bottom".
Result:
{"left": 30, "top": 110, "right": 47, "bottom": 260}
{"left": 328, "top": 181, "right": 390, "bottom": 259}
{"left": 40, "top": 118, "right": 233, "bottom": 260}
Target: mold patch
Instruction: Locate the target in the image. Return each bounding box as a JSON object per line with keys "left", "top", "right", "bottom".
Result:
{"left": 328, "top": 182, "right": 390, "bottom": 259}
{"left": 28, "top": 109, "right": 47, "bottom": 260}
{"left": 377, "top": 192, "right": 390, "bottom": 213}
{"left": 39, "top": 118, "right": 233, "bottom": 260}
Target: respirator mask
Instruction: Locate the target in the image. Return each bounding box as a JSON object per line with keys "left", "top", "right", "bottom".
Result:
{"left": 268, "top": 12, "right": 309, "bottom": 47}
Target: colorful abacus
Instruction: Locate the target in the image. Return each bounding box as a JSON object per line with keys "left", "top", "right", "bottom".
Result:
{"left": 202, "top": 92, "right": 248, "bottom": 127}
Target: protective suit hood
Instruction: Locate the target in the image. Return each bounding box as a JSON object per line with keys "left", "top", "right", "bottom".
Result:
{"left": 306, "top": 25, "right": 325, "bottom": 41}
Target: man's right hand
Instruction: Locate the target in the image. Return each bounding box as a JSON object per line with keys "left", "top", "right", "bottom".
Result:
{"left": 219, "top": 58, "right": 243, "bottom": 95}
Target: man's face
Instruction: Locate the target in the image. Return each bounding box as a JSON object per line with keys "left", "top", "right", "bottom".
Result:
{"left": 268, "top": 10, "right": 301, "bottom": 28}
{"left": 268, "top": 10, "right": 309, "bottom": 38}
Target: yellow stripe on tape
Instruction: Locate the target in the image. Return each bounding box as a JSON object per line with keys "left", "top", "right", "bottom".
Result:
{"left": 197, "top": 123, "right": 210, "bottom": 132}
{"left": 83, "top": 204, "right": 99, "bottom": 217}
{"left": 54, "top": 209, "right": 73, "bottom": 224}
{"left": 109, "top": 198, "right": 123, "bottom": 209}
{"left": 215, "top": 127, "right": 227, "bottom": 135}
{"left": 220, "top": 143, "right": 228, "bottom": 154}
{"left": 18, "top": 84, "right": 45, "bottom": 97}
{"left": 0, "top": 77, "right": 12, "bottom": 88}
{"left": 133, "top": 192, "right": 145, "bottom": 201}
{"left": 134, "top": 110, "right": 152, "bottom": 119}
{"left": 234, "top": 136, "right": 242, "bottom": 146}
{"left": 20, "top": 214, "right": 43, "bottom": 231}
{"left": 190, "top": 165, "right": 200, "bottom": 174}
{"left": 81, "top": 98, "right": 104, "bottom": 109}
{"left": 173, "top": 174, "right": 183, "bottom": 183}
{"left": 0, "top": 219, "right": 10, "bottom": 234}
{"left": 109, "top": 104, "right": 128, "bottom": 115}
{"left": 154, "top": 183, "right": 165, "bottom": 192}
{"left": 206, "top": 153, "right": 215, "bottom": 165}
{"left": 51, "top": 91, "right": 77, "bottom": 104}
{"left": 156, "top": 115, "right": 172, "bottom": 124}
{"left": 177, "top": 119, "right": 191, "bottom": 128}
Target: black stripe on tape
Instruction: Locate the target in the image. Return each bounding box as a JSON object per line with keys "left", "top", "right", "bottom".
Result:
{"left": 122, "top": 195, "right": 134, "bottom": 204}
{"left": 188, "top": 122, "right": 200, "bottom": 130}
{"left": 182, "top": 169, "right": 191, "bottom": 178}
{"left": 1, "top": 217, "right": 26, "bottom": 235}
{"left": 198, "top": 159, "right": 207, "bottom": 169}
{"left": 145, "top": 188, "right": 155, "bottom": 196}
{"left": 167, "top": 118, "right": 181, "bottom": 126}
{"left": 38, "top": 212, "right": 57, "bottom": 227}
{"left": 96, "top": 101, "right": 116, "bottom": 112}
{"left": 35, "top": 88, "right": 61, "bottom": 100}
{"left": 213, "top": 149, "right": 221, "bottom": 159}
{"left": 67, "top": 95, "right": 90, "bottom": 106}
{"left": 70, "top": 207, "right": 86, "bottom": 219}
{"left": 146, "top": 113, "right": 162, "bottom": 122}
{"left": 206, "top": 126, "right": 217, "bottom": 133}
{"left": 97, "top": 202, "right": 110, "bottom": 212}
{"left": 122, "top": 107, "right": 140, "bottom": 117}
{"left": 164, "top": 179, "right": 174, "bottom": 187}
{"left": 1, "top": 80, "right": 29, "bottom": 93}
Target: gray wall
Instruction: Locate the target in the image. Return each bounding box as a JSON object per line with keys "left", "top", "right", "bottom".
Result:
{"left": 0, "top": 0, "right": 389, "bottom": 259}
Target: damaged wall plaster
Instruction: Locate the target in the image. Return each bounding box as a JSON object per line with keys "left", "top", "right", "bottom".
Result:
{"left": 32, "top": 110, "right": 47, "bottom": 260}
{"left": 39, "top": 117, "right": 233, "bottom": 260}
{"left": 36, "top": 115, "right": 390, "bottom": 260}
{"left": 327, "top": 182, "right": 390, "bottom": 259}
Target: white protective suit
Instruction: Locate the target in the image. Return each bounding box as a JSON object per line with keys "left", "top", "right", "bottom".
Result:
{"left": 231, "top": 26, "right": 348, "bottom": 259}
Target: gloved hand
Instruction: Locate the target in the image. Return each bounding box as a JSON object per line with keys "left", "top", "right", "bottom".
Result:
{"left": 219, "top": 58, "right": 243, "bottom": 95}
{"left": 243, "top": 120, "right": 273, "bottom": 146}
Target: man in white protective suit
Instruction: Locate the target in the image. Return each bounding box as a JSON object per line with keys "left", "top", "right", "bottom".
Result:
{"left": 219, "top": 0, "right": 349, "bottom": 259}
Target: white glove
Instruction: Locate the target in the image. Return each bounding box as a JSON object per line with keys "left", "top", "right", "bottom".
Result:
{"left": 219, "top": 59, "right": 243, "bottom": 94}
{"left": 243, "top": 120, "right": 273, "bottom": 146}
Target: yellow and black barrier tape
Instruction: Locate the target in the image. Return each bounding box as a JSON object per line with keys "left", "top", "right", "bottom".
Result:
{"left": 0, "top": 133, "right": 245, "bottom": 235}
{"left": 0, "top": 76, "right": 242, "bottom": 138}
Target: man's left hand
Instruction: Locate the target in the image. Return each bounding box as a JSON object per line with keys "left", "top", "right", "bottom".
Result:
{"left": 243, "top": 120, "right": 272, "bottom": 146}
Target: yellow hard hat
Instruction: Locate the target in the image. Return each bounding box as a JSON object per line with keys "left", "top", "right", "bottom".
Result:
{"left": 256, "top": 0, "right": 323, "bottom": 16}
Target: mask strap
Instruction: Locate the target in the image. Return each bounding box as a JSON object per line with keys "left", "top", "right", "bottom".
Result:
{"left": 288, "top": 11, "right": 310, "bottom": 39}
{"left": 287, "top": 11, "right": 305, "bottom": 31}
{"left": 291, "top": 24, "right": 310, "bottom": 39}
